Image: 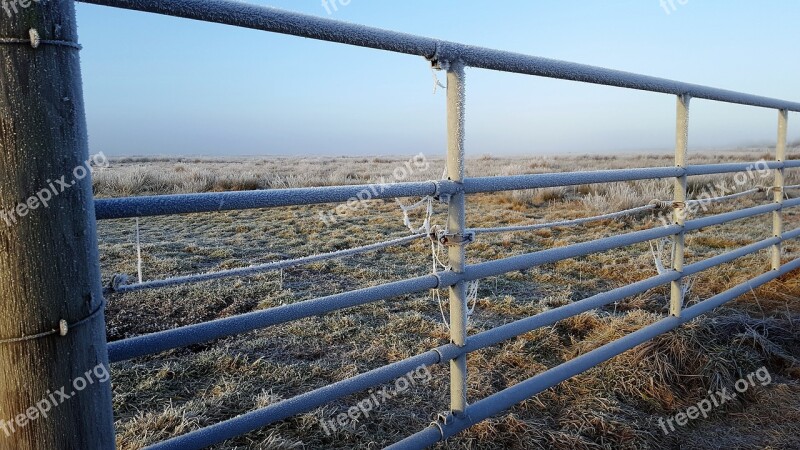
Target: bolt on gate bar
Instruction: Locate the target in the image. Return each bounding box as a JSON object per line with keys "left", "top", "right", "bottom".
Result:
{"left": 73, "top": 0, "right": 800, "bottom": 448}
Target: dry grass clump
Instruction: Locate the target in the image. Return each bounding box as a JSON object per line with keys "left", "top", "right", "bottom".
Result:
{"left": 438, "top": 308, "right": 800, "bottom": 450}
{"left": 507, "top": 187, "right": 571, "bottom": 206}
{"left": 581, "top": 179, "right": 672, "bottom": 213}
{"left": 589, "top": 311, "right": 799, "bottom": 409}
{"left": 94, "top": 156, "right": 445, "bottom": 197}
{"left": 94, "top": 164, "right": 264, "bottom": 196}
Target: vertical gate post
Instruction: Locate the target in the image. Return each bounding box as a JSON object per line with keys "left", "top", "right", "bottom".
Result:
{"left": 0, "top": 1, "right": 116, "bottom": 449}
{"left": 772, "top": 110, "right": 788, "bottom": 270}
{"left": 446, "top": 61, "right": 468, "bottom": 415}
{"left": 670, "top": 94, "right": 691, "bottom": 317}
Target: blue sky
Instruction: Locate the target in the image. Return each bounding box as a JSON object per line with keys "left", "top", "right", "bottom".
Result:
{"left": 75, "top": 0, "right": 800, "bottom": 157}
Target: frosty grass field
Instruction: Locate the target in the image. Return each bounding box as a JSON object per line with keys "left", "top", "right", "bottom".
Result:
{"left": 97, "top": 150, "right": 800, "bottom": 449}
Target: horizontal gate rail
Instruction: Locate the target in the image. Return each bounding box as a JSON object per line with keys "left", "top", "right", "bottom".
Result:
{"left": 462, "top": 167, "right": 684, "bottom": 194}
{"left": 95, "top": 161, "right": 800, "bottom": 220}
{"left": 146, "top": 348, "right": 456, "bottom": 450}
{"left": 459, "top": 232, "right": 800, "bottom": 357}
{"left": 684, "top": 160, "right": 800, "bottom": 175}
{"left": 108, "top": 271, "right": 461, "bottom": 363}
{"left": 681, "top": 236, "right": 781, "bottom": 276}
{"left": 91, "top": 166, "right": 685, "bottom": 220}
{"left": 465, "top": 225, "right": 681, "bottom": 281}
{"left": 685, "top": 199, "right": 800, "bottom": 232}
{"left": 471, "top": 204, "right": 658, "bottom": 234}
{"left": 70, "top": 1, "right": 800, "bottom": 448}
{"left": 95, "top": 179, "right": 459, "bottom": 220}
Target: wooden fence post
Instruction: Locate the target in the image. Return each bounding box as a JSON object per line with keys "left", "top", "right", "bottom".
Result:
{"left": 0, "top": 0, "right": 116, "bottom": 448}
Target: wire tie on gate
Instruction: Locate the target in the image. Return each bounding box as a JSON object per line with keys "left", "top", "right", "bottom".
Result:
{"left": 649, "top": 199, "right": 673, "bottom": 210}
{"left": 431, "top": 66, "right": 447, "bottom": 94}
{"left": 431, "top": 348, "right": 445, "bottom": 364}
{"left": 109, "top": 273, "right": 130, "bottom": 293}
{"left": 437, "top": 230, "right": 475, "bottom": 247}
{"left": 432, "top": 271, "right": 446, "bottom": 289}
{"left": 429, "top": 40, "right": 450, "bottom": 71}
{"left": 432, "top": 179, "right": 450, "bottom": 199}
{"left": 431, "top": 41, "right": 441, "bottom": 65}
{"left": 431, "top": 413, "right": 452, "bottom": 438}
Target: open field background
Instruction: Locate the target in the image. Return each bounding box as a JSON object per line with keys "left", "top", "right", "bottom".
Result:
{"left": 95, "top": 149, "right": 800, "bottom": 449}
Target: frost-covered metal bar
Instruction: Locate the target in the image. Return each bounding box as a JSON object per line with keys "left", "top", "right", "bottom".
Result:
{"left": 108, "top": 271, "right": 461, "bottom": 362}
{"left": 388, "top": 257, "right": 800, "bottom": 449}
{"left": 464, "top": 225, "right": 681, "bottom": 282}
{"left": 471, "top": 204, "right": 656, "bottom": 234}
{"left": 670, "top": 95, "right": 690, "bottom": 317}
{"left": 683, "top": 203, "right": 780, "bottom": 232}
{"left": 111, "top": 233, "right": 426, "bottom": 293}
{"left": 445, "top": 62, "right": 469, "bottom": 416}
{"left": 461, "top": 231, "right": 800, "bottom": 364}
{"left": 773, "top": 110, "right": 788, "bottom": 270}
{"left": 77, "top": 0, "right": 800, "bottom": 111}
{"left": 681, "top": 256, "right": 800, "bottom": 316}
{"left": 784, "top": 227, "right": 800, "bottom": 241}
{"left": 93, "top": 159, "right": 800, "bottom": 221}
{"left": 95, "top": 180, "right": 458, "bottom": 220}
{"left": 464, "top": 167, "right": 684, "bottom": 194}
{"left": 147, "top": 346, "right": 455, "bottom": 450}
{"left": 80, "top": 0, "right": 439, "bottom": 58}
{"left": 685, "top": 161, "right": 781, "bottom": 176}
{"left": 461, "top": 272, "right": 678, "bottom": 354}
{"left": 682, "top": 237, "right": 781, "bottom": 276}
{"left": 782, "top": 197, "right": 800, "bottom": 209}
